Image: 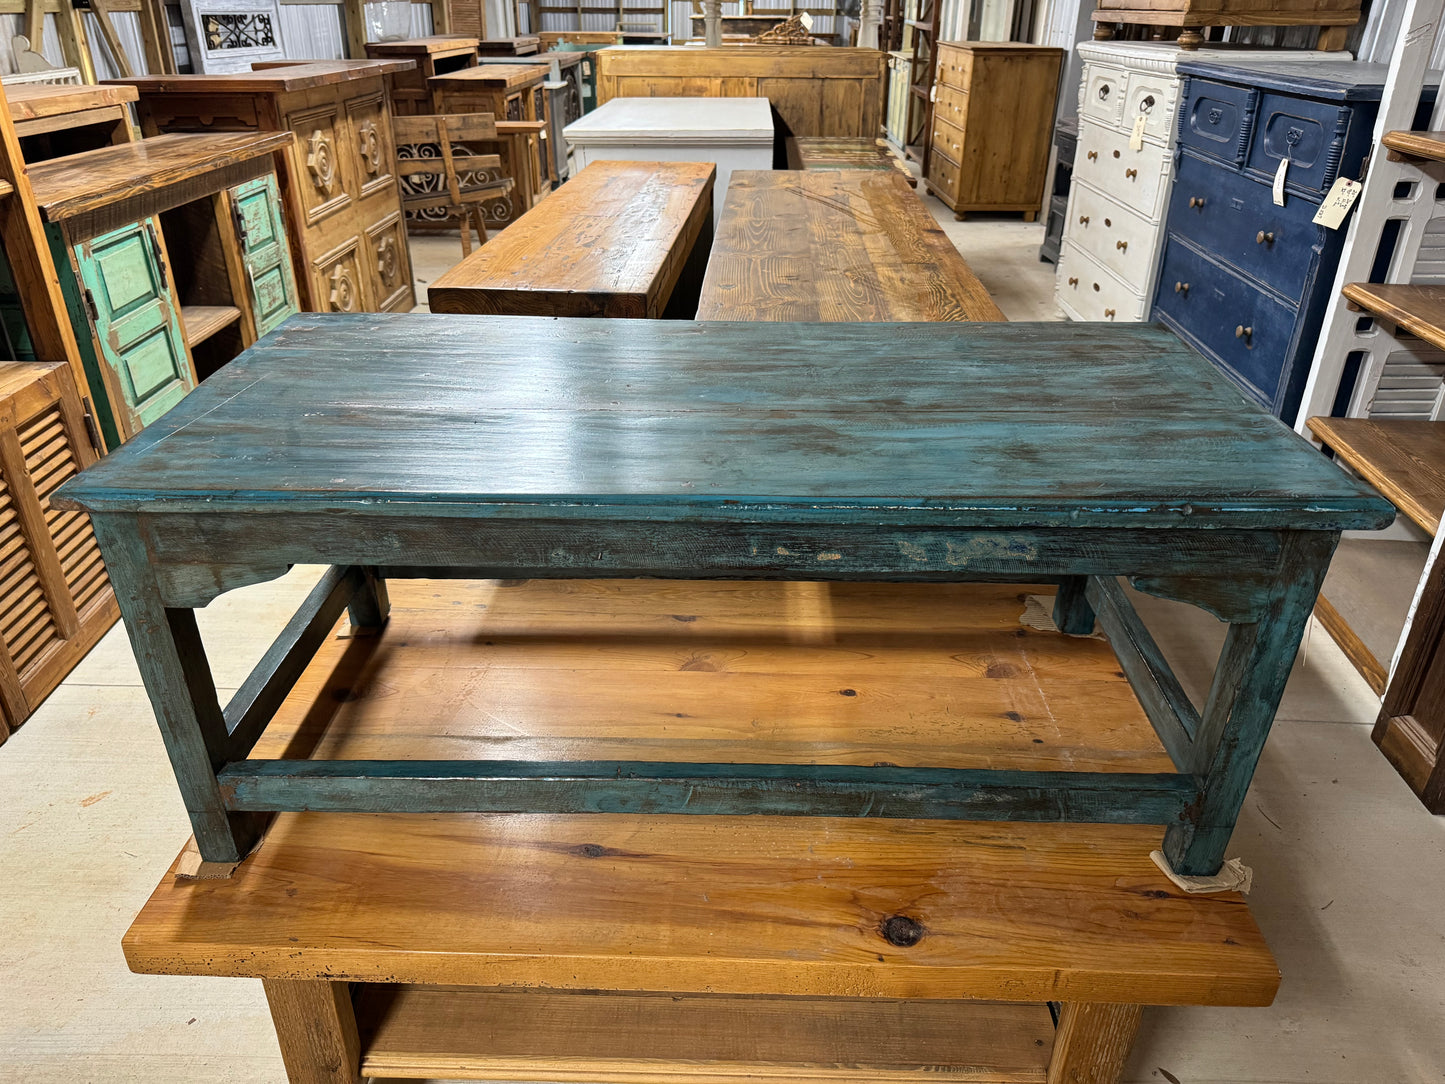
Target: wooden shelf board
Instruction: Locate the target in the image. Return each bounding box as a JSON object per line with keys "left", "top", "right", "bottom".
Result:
{"left": 1382, "top": 129, "right": 1445, "bottom": 163}
{"left": 5, "top": 82, "right": 138, "bottom": 122}
{"left": 357, "top": 986, "right": 1055, "bottom": 1083}
{"left": 1307, "top": 414, "right": 1445, "bottom": 535}
{"left": 123, "top": 580, "right": 1279, "bottom": 1007}
{"left": 181, "top": 304, "right": 241, "bottom": 348}
{"left": 1343, "top": 280, "right": 1445, "bottom": 359}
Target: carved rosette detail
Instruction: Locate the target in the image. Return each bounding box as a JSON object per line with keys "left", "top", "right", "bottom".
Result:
{"left": 358, "top": 119, "right": 383, "bottom": 176}
{"left": 306, "top": 129, "right": 337, "bottom": 195}
{"left": 329, "top": 262, "right": 358, "bottom": 312}
{"left": 375, "top": 235, "right": 399, "bottom": 286}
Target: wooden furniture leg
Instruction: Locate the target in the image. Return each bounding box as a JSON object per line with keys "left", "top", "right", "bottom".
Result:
{"left": 1047, "top": 1002, "right": 1143, "bottom": 1084}
{"left": 263, "top": 979, "right": 362, "bottom": 1084}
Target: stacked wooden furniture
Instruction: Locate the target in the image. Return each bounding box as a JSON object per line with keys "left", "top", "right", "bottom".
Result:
{"left": 0, "top": 361, "right": 117, "bottom": 742}
{"left": 924, "top": 42, "right": 1064, "bottom": 221}
{"left": 1152, "top": 61, "right": 1433, "bottom": 424}
{"left": 1090, "top": 0, "right": 1360, "bottom": 51}
{"left": 698, "top": 170, "right": 1003, "bottom": 321}
{"left": 594, "top": 46, "right": 886, "bottom": 138}
{"left": 477, "top": 53, "right": 587, "bottom": 180}
{"left": 7, "top": 83, "right": 137, "bottom": 161}
{"left": 363, "top": 35, "right": 481, "bottom": 116}
{"left": 120, "top": 579, "right": 1283, "bottom": 1084}
{"left": 475, "top": 36, "right": 543, "bottom": 55}
{"left": 429, "top": 64, "right": 552, "bottom": 227}
{"left": 29, "top": 131, "right": 297, "bottom": 448}
{"left": 428, "top": 160, "right": 714, "bottom": 318}
{"left": 115, "top": 60, "right": 417, "bottom": 317}
{"left": 785, "top": 135, "right": 916, "bottom": 187}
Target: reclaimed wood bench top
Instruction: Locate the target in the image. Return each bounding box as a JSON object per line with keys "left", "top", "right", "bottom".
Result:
{"left": 428, "top": 160, "right": 715, "bottom": 319}
{"left": 364, "top": 34, "right": 481, "bottom": 55}
{"left": 429, "top": 63, "right": 547, "bottom": 89}
{"left": 5, "top": 82, "right": 137, "bottom": 121}
{"left": 697, "top": 170, "right": 1006, "bottom": 322}
{"left": 1307, "top": 417, "right": 1445, "bottom": 535}
{"left": 123, "top": 579, "right": 1279, "bottom": 1007}
{"left": 54, "top": 314, "right": 1393, "bottom": 531}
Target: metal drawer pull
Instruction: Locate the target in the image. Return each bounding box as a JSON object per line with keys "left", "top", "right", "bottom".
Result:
{"left": 1104, "top": 308, "right": 1116, "bottom": 318}
{"left": 1116, "top": 240, "right": 1128, "bottom": 251}
{"left": 1079, "top": 215, "right": 1089, "bottom": 225}
{"left": 1189, "top": 196, "right": 1205, "bottom": 208}
{"left": 1087, "top": 150, "right": 1098, "bottom": 160}
{"left": 1139, "top": 94, "right": 1155, "bottom": 113}
{"left": 1174, "top": 281, "right": 1190, "bottom": 296}
{"left": 1068, "top": 276, "right": 1079, "bottom": 286}
{"left": 1125, "top": 168, "right": 1138, "bottom": 179}
{"left": 1236, "top": 325, "right": 1253, "bottom": 342}
{"left": 1256, "top": 230, "right": 1275, "bottom": 244}
{"left": 1098, "top": 83, "right": 1111, "bottom": 99}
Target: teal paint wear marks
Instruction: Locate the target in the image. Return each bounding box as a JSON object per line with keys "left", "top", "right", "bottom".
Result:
{"left": 55, "top": 315, "right": 1397, "bottom": 875}
{"left": 229, "top": 175, "right": 298, "bottom": 339}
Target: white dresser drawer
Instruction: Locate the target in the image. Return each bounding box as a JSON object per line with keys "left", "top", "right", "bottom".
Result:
{"left": 1080, "top": 64, "right": 1126, "bottom": 129}
{"left": 1075, "top": 120, "right": 1172, "bottom": 221}
{"left": 1122, "top": 70, "right": 1179, "bottom": 146}
{"left": 1055, "top": 241, "right": 1149, "bottom": 323}
{"left": 1067, "top": 183, "right": 1162, "bottom": 293}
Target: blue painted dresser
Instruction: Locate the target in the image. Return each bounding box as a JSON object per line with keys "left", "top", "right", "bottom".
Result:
{"left": 1153, "top": 62, "right": 1435, "bottom": 424}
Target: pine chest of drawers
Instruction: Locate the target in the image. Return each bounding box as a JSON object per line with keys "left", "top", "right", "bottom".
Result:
{"left": 1055, "top": 42, "right": 1339, "bottom": 325}
{"left": 1153, "top": 61, "right": 1435, "bottom": 423}
{"left": 924, "top": 42, "right": 1063, "bottom": 220}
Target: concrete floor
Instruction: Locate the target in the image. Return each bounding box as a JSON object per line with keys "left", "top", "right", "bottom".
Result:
{"left": 2, "top": 188, "right": 1444, "bottom": 1084}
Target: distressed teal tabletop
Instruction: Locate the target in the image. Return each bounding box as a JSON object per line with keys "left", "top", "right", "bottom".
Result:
{"left": 56, "top": 314, "right": 1393, "bottom": 531}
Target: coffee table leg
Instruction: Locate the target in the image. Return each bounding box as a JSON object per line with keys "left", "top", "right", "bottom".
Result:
{"left": 347, "top": 567, "right": 390, "bottom": 633}
{"left": 263, "top": 979, "right": 362, "bottom": 1084}
{"left": 1047, "top": 1002, "right": 1142, "bottom": 1084}
{"left": 1053, "top": 576, "right": 1097, "bottom": 635}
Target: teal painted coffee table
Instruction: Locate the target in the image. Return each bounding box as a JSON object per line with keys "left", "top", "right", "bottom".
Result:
{"left": 55, "top": 314, "right": 1394, "bottom": 876}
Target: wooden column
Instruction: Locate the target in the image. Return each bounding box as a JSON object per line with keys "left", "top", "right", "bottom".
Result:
{"left": 263, "top": 980, "right": 362, "bottom": 1084}
{"left": 1047, "top": 1002, "right": 1143, "bottom": 1084}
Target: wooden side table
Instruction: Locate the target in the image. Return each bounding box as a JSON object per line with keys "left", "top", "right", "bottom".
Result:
{"left": 364, "top": 35, "right": 480, "bottom": 116}
{"left": 6, "top": 82, "right": 137, "bottom": 160}
{"left": 122, "top": 579, "right": 1282, "bottom": 1084}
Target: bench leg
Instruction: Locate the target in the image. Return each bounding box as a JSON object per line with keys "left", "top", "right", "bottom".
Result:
{"left": 1047, "top": 1002, "right": 1142, "bottom": 1084}
{"left": 263, "top": 979, "right": 362, "bottom": 1084}
{"left": 347, "top": 567, "right": 390, "bottom": 635}
{"left": 1053, "top": 576, "right": 1097, "bottom": 636}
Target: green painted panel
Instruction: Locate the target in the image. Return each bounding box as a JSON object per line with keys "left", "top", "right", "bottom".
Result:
{"left": 92, "top": 231, "right": 162, "bottom": 318}
{"left": 231, "top": 174, "right": 297, "bottom": 340}
{"left": 0, "top": 242, "right": 36, "bottom": 360}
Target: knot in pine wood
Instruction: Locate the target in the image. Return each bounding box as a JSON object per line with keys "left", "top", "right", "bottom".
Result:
{"left": 879, "top": 915, "right": 925, "bottom": 947}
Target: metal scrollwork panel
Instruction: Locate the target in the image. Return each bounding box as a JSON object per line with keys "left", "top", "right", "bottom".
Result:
{"left": 179, "top": 0, "right": 287, "bottom": 74}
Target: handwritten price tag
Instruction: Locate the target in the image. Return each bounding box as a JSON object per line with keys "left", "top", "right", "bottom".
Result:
{"left": 1313, "top": 177, "right": 1363, "bottom": 229}
{"left": 1129, "top": 113, "right": 1146, "bottom": 151}
{"left": 1273, "top": 158, "right": 1289, "bottom": 206}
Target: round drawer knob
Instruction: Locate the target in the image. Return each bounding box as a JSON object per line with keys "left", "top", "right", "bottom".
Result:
{"left": 1256, "top": 230, "right": 1275, "bottom": 244}
{"left": 1189, "top": 196, "right": 1205, "bottom": 209}
{"left": 1104, "top": 308, "right": 1117, "bottom": 318}
{"left": 1068, "top": 276, "right": 1079, "bottom": 286}
{"left": 1079, "top": 215, "right": 1090, "bottom": 225}
{"left": 1236, "top": 325, "right": 1253, "bottom": 342}
{"left": 1116, "top": 240, "right": 1128, "bottom": 251}
{"left": 1087, "top": 150, "right": 1098, "bottom": 161}
{"left": 1125, "top": 168, "right": 1138, "bottom": 179}
{"left": 1112, "top": 150, "right": 1121, "bottom": 158}
{"left": 1174, "top": 281, "right": 1190, "bottom": 296}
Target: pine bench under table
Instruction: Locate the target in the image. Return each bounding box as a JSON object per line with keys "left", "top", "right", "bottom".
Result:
{"left": 53, "top": 314, "right": 1393, "bottom": 877}
{"left": 122, "top": 579, "right": 1282, "bottom": 1084}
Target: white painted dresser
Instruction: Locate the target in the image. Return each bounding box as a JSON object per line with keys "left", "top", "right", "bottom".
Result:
{"left": 563, "top": 97, "right": 775, "bottom": 229}
{"left": 1055, "top": 42, "right": 1344, "bottom": 323}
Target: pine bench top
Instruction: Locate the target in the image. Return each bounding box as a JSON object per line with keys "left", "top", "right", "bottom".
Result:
{"left": 1307, "top": 416, "right": 1445, "bottom": 535}
{"left": 56, "top": 314, "right": 1393, "bottom": 532}
{"left": 427, "top": 160, "right": 715, "bottom": 319}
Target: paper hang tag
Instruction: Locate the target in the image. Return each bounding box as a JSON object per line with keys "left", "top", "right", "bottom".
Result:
{"left": 929, "top": 83, "right": 937, "bottom": 102}
{"left": 1129, "top": 113, "right": 1146, "bottom": 151}
{"left": 582, "top": 60, "right": 591, "bottom": 75}
{"left": 1273, "top": 158, "right": 1289, "bottom": 206}
{"left": 800, "top": 10, "right": 813, "bottom": 28}
{"left": 1313, "top": 176, "right": 1363, "bottom": 229}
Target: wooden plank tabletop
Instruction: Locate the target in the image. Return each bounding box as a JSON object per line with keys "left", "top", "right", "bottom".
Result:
{"left": 109, "top": 59, "right": 413, "bottom": 95}
{"left": 428, "top": 160, "right": 715, "bottom": 319}
{"left": 429, "top": 64, "right": 547, "bottom": 88}
{"left": 1307, "top": 416, "right": 1445, "bottom": 534}
{"left": 53, "top": 314, "right": 1394, "bottom": 530}
{"left": 28, "top": 131, "right": 293, "bottom": 223}
{"left": 123, "top": 579, "right": 1279, "bottom": 1007}
{"left": 5, "top": 82, "right": 137, "bottom": 121}
{"left": 364, "top": 35, "right": 480, "bottom": 55}
{"left": 697, "top": 170, "right": 1005, "bottom": 322}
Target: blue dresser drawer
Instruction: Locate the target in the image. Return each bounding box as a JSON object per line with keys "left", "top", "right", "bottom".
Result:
{"left": 1168, "top": 152, "right": 1323, "bottom": 304}
{"left": 1245, "top": 92, "right": 1353, "bottom": 198}
{"left": 1154, "top": 237, "right": 1298, "bottom": 410}
{"left": 1178, "top": 79, "right": 1257, "bottom": 166}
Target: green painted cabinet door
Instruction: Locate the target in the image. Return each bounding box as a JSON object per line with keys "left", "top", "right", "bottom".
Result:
{"left": 231, "top": 174, "right": 299, "bottom": 338}
{"left": 73, "top": 219, "right": 195, "bottom": 443}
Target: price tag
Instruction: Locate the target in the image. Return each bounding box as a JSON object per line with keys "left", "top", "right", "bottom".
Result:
{"left": 929, "top": 84, "right": 937, "bottom": 102}
{"left": 800, "top": 10, "right": 814, "bottom": 28}
{"left": 1273, "top": 157, "right": 1289, "bottom": 206}
{"left": 1129, "top": 113, "right": 1146, "bottom": 151}
{"left": 1313, "top": 176, "right": 1362, "bottom": 229}
{"left": 582, "top": 60, "right": 591, "bottom": 75}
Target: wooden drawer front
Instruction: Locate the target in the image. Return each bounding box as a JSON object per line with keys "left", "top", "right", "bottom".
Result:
{"left": 934, "top": 84, "right": 969, "bottom": 133}
{"left": 1075, "top": 122, "right": 1170, "bottom": 221}
{"left": 288, "top": 104, "right": 354, "bottom": 225}
{"left": 1154, "top": 236, "right": 1297, "bottom": 409}
{"left": 1178, "top": 78, "right": 1257, "bottom": 167}
{"left": 1080, "top": 64, "right": 1126, "bottom": 129}
{"left": 1123, "top": 70, "right": 1178, "bottom": 146}
{"left": 365, "top": 212, "right": 413, "bottom": 313}
{"left": 1168, "top": 151, "right": 1322, "bottom": 303}
{"left": 1245, "top": 93, "right": 1351, "bottom": 199}
{"left": 1056, "top": 241, "right": 1148, "bottom": 322}
{"left": 1069, "top": 183, "right": 1160, "bottom": 291}
{"left": 931, "top": 116, "right": 966, "bottom": 170}
{"left": 312, "top": 239, "right": 371, "bottom": 314}
{"left": 927, "top": 149, "right": 961, "bottom": 201}
{"left": 936, "top": 46, "right": 971, "bottom": 89}
{"left": 347, "top": 92, "right": 396, "bottom": 201}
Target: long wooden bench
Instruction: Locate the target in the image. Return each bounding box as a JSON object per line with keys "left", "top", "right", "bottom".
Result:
{"left": 428, "top": 160, "right": 715, "bottom": 318}
{"left": 124, "top": 579, "right": 1279, "bottom": 1084}
{"left": 697, "top": 169, "right": 1005, "bottom": 322}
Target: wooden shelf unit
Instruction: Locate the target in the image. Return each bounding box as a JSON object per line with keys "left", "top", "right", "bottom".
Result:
{"left": 180, "top": 304, "right": 242, "bottom": 348}
{"left": 1382, "top": 128, "right": 1445, "bottom": 161}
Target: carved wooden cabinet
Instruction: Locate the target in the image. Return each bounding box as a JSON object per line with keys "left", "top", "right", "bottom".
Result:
{"left": 0, "top": 361, "right": 118, "bottom": 742}
{"left": 118, "top": 61, "right": 417, "bottom": 316}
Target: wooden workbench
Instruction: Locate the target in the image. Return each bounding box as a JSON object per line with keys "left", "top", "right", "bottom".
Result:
{"left": 697, "top": 169, "right": 1004, "bottom": 321}
{"left": 428, "top": 160, "right": 715, "bottom": 318}
{"left": 122, "top": 578, "right": 1281, "bottom": 1084}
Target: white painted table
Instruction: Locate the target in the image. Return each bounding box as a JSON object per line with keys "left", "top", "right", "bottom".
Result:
{"left": 564, "top": 97, "right": 774, "bottom": 228}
